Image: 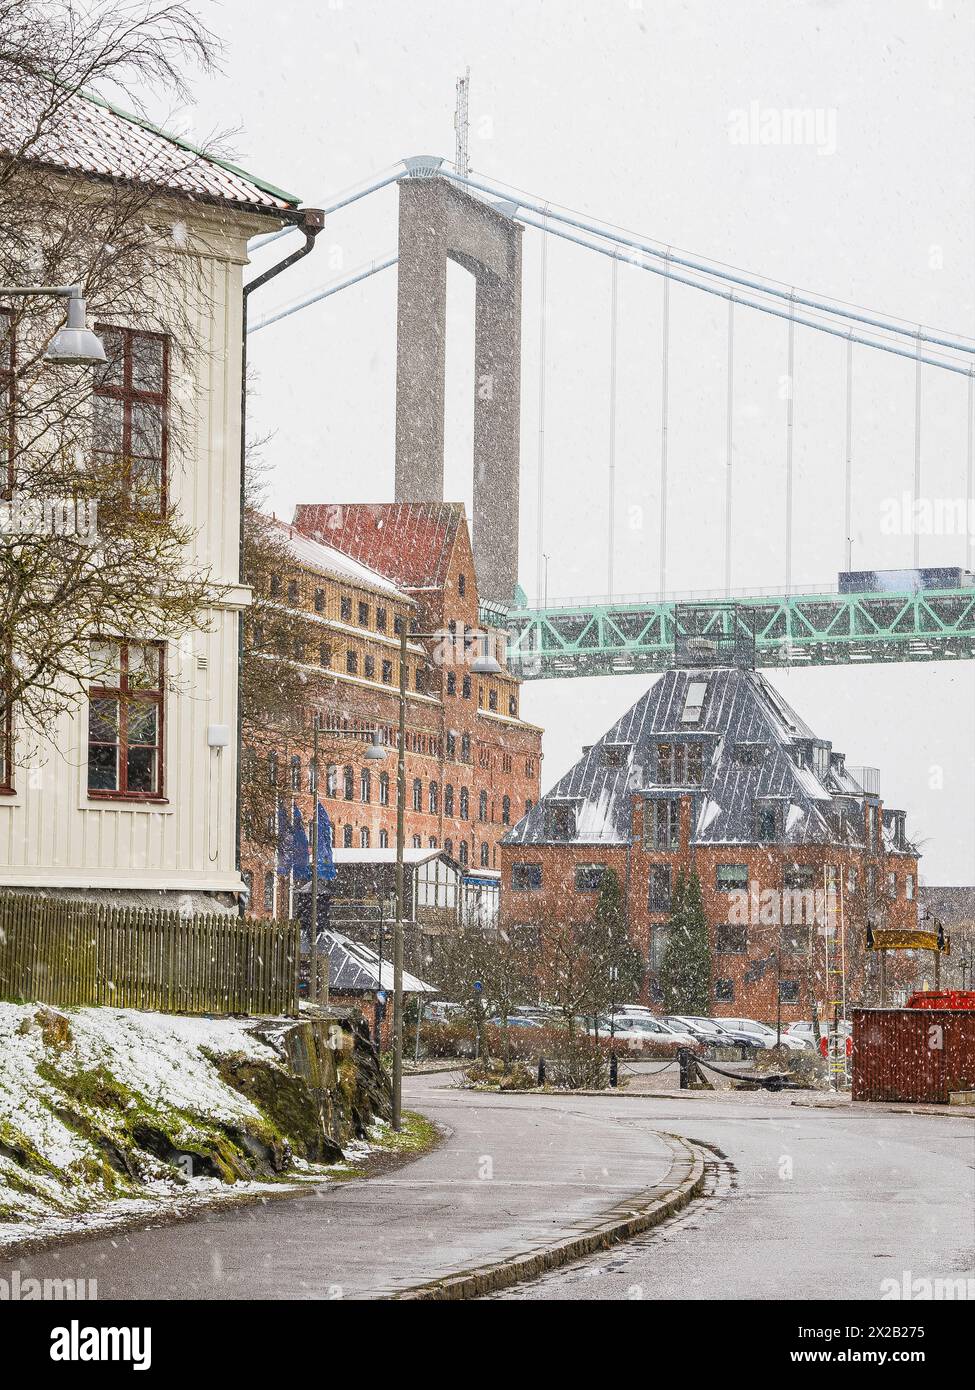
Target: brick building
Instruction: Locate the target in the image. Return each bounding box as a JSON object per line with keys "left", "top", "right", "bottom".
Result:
{"left": 242, "top": 503, "right": 542, "bottom": 918}
{"left": 499, "top": 662, "right": 921, "bottom": 1023}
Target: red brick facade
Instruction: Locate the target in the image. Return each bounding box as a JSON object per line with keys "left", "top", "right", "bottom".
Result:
{"left": 242, "top": 506, "right": 542, "bottom": 915}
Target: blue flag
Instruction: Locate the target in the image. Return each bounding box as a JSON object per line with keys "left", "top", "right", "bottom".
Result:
{"left": 292, "top": 804, "right": 311, "bottom": 884}
{"left": 317, "top": 801, "right": 337, "bottom": 882}
{"left": 275, "top": 801, "right": 293, "bottom": 877}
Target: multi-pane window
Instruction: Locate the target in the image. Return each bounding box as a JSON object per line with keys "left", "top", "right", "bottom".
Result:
{"left": 460, "top": 787, "right": 469, "bottom": 819}
{"left": 716, "top": 924, "right": 747, "bottom": 954}
{"left": 360, "top": 770, "right": 371, "bottom": 803}
{"left": 648, "top": 864, "right": 672, "bottom": 912}
{"left": 444, "top": 784, "right": 454, "bottom": 817}
{"left": 346, "top": 650, "right": 358, "bottom": 675}
{"left": 93, "top": 328, "right": 168, "bottom": 513}
{"left": 382, "top": 659, "right": 392, "bottom": 684}
{"left": 905, "top": 874, "right": 915, "bottom": 900}
{"left": 340, "top": 596, "right": 352, "bottom": 621}
{"left": 358, "top": 601, "right": 369, "bottom": 627}
{"left": 575, "top": 863, "right": 606, "bottom": 892}
{"left": 379, "top": 829, "right": 389, "bottom": 848}
{"left": 781, "top": 926, "right": 810, "bottom": 956}
{"left": 343, "top": 825, "right": 353, "bottom": 847}
{"left": 779, "top": 979, "right": 800, "bottom": 1003}
{"left": 480, "top": 841, "right": 490, "bottom": 867}
{"left": 458, "top": 841, "right": 469, "bottom": 867}
{"left": 1, "top": 308, "right": 13, "bottom": 496}
{"left": 364, "top": 654, "right": 375, "bottom": 680}
{"left": 784, "top": 863, "right": 815, "bottom": 890}
{"left": 479, "top": 790, "right": 489, "bottom": 822}
{"left": 502, "top": 795, "right": 511, "bottom": 826}
{"left": 650, "top": 925, "right": 670, "bottom": 972}
{"left": 314, "top": 588, "right": 326, "bottom": 612}
{"left": 429, "top": 781, "right": 439, "bottom": 815}
{"left": 263, "top": 871, "right": 275, "bottom": 913}
{"left": 714, "top": 978, "right": 734, "bottom": 1003}
{"left": 412, "top": 778, "right": 423, "bottom": 812}
{"left": 754, "top": 801, "right": 779, "bottom": 843}
{"left": 462, "top": 674, "right": 471, "bottom": 699}
{"left": 655, "top": 742, "right": 704, "bottom": 785}
{"left": 290, "top": 755, "right": 302, "bottom": 790}
{"left": 0, "top": 686, "right": 11, "bottom": 794}
{"left": 461, "top": 734, "right": 471, "bottom": 762}
{"left": 645, "top": 799, "right": 680, "bottom": 849}
{"left": 716, "top": 864, "right": 748, "bottom": 892}
{"left": 343, "top": 766, "right": 355, "bottom": 800}
{"left": 87, "top": 641, "right": 164, "bottom": 797}
{"left": 376, "top": 607, "right": 387, "bottom": 632}
{"left": 512, "top": 862, "right": 542, "bottom": 891}
{"left": 379, "top": 772, "right": 389, "bottom": 806}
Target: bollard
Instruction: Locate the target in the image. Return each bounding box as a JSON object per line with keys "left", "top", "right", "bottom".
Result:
{"left": 609, "top": 1051, "right": 618, "bottom": 1088}
{"left": 537, "top": 1054, "right": 546, "bottom": 1087}
{"left": 678, "top": 1046, "right": 692, "bottom": 1089}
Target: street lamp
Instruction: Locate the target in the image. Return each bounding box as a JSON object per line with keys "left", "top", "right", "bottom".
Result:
{"left": 0, "top": 283, "right": 107, "bottom": 366}
{"left": 364, "top": 732, "right": 387, "bottom": 762}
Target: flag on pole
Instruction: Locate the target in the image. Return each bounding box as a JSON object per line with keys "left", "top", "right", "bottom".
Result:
{"left": 317, "top": 801, "right": 337, "bottom": 881}
{"left": 275, "top": 800, "right": 293, "bottom": 877}
{"left": 292, "top": 804, "right": 311, "bottom": 884}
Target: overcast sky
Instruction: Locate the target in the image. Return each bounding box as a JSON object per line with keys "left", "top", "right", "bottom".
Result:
{"left": 166, "top": 0, "right": 974, "bottom": 883}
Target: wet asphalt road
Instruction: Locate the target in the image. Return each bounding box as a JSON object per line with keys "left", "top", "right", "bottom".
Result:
{"left": 1, "top": 1072, "right": 971, "bottom": 1300}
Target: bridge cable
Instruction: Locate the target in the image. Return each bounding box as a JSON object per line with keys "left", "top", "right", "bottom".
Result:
{"left": 659, "top": 250, "right": 671, "bottom": 597}
{"left": 608, "top": 254, "right": 619, "bottom": 598}
{"left": 445, "top": 167, "right": 975, "bottom": 357}
{"left": 510, "top": 207, "right": 973, "bottom": 378}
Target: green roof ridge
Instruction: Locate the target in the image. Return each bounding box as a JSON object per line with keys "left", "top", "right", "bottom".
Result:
{"left": 78, "top": 86, "right": 300, "bottom": 207}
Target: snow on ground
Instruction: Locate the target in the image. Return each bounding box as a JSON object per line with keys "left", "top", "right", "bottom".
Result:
{"left": 0, "top": 1004, "right": 378, "bottom": 1253}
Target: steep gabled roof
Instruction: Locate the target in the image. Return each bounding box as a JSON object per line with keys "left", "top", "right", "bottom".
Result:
{"left": 2, "top": 84, "right": 298, "bottom": 212}
{"left": 503, "top": 666, "right": 875, "bottom": 850}
{"left": 264, "top": 514, "right": 409, "bottom": 600}
{"left": 292, "top": 503, "right": 465, "bottom": 591}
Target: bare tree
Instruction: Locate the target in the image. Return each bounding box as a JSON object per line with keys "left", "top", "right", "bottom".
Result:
{"left": 1, "top": 2, "right": 230, "bottom": 762}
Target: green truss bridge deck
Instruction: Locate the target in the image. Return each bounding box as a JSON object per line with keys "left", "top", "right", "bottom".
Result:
{"left": 481, "top": 586, "right": 975, "bottom": 680}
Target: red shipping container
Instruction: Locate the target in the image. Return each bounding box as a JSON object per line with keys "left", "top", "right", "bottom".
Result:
{"left": 907, "top": 990, "right": 975, "bottom": 1011}
{"left": 852, "top": 1008, "right": 975, "bottom": 1104}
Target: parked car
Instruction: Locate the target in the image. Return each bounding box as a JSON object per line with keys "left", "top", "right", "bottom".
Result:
{"left": 715, "top": 1017, "right": 807, "bottom": 1051}
{"left": 784, "top": 1019, "right": 851, "bottom": 1050}
{"left": 422, "top": 1000, "right": 466, "bottom": 1023}
{"left": 601, "top": 1015, "right": 701, "bottom": 1051}
{"left": 487, "top": 1014, "right": 544, "bottom": 1029}
{"left": 665, "top": 1015, "right": 757, "bottom": 1053}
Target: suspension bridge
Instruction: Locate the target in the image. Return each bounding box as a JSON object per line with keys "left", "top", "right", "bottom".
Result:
{"left": 247, "top": 145, "right": 975, "bottom": 682}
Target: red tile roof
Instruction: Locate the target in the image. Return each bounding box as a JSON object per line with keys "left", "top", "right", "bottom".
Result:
{"left": 2, "top": 84, "right": 298, "bottom": 212}
{"left": 292, "top": 503, "right": 464, "bottom": 591}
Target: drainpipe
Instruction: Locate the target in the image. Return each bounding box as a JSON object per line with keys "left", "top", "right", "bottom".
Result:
{"left": 235, "top": 207, "right": 325, "bottom": 913}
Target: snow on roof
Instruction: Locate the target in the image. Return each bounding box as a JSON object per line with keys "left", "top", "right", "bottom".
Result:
{"left": 331, "top": 847, "right": 456, "bottom": 868}
{"left": 504, "top": 666, "right": 891, "bottom": 852}
{"left": 3, "top": 84, "right": 297, "bottom": 212}
{"left": 265, "top": 515, "right": 409, "bottom": 598}
{"left": 292, "top": 502, "right": 465, "bottom": 590}
{"left": 322, "top": 929, "right": 437, "bottom": 994}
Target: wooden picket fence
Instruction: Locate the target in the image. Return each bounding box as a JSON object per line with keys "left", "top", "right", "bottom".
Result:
{"left": 0, "top": 894, "right": 299, "bottom": 1017}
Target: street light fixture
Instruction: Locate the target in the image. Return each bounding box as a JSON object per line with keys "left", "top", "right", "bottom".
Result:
{"left": 364, "top": 733, "right": 387, "bottom": 762}
{"left": 0, "top": 283, "right": 107, "bottom": 366}
{"left": 470, "top": 637, "right": 502, "bottom": 675}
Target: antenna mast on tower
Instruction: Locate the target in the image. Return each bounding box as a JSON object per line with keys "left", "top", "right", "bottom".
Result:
{"left": 454, "top": 67, "right": 470, "bottom": 176}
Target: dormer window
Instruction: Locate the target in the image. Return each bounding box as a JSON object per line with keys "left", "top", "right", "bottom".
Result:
{"left": 754, "top": 800, "right": 781, "bottom": 843}
{"left": 545, "top": 800, "right": 577, "bottom": 840}
{"left": 656, "top": 742, "right": 704, "bottom": 785}
{"left": 734, "top": 742, "right": 766, "bottom": 768}
{"left": 603, "top": 742, "right": 632, "bottom": 768}
{"left": 681, "top": 680, "right": 708, "bottom": 724}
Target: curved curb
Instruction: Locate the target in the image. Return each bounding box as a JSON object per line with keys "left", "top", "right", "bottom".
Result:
{"left": 391, "top": 1133, "right": 707, "bottom": 1301}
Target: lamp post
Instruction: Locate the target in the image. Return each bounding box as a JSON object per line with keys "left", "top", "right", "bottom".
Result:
{"left": 0, "top": 283, "right": 107, "bottom": 365}
{"left": 366, "top": 621, "right": 501, "bottom": 1130}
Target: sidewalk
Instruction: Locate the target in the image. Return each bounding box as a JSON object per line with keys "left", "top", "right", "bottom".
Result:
{"left": 0, "top": 1074, "right": 700, "bottom": 1300}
